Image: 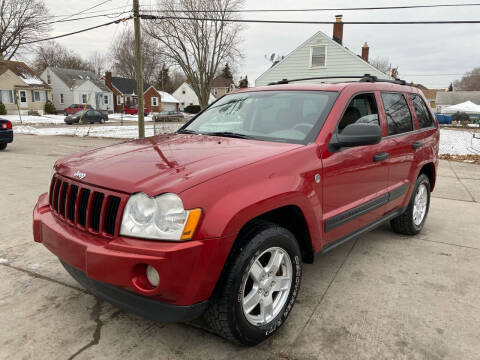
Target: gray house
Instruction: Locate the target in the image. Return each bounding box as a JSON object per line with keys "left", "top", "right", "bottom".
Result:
{"left": 40, "top": 67, "right": 113, "bottom": 113}
{"left": 255, "top": 16, "right": 389, "bottom": 86}
{"left": 436, "top": 91, "right": 480, "bottom": 113}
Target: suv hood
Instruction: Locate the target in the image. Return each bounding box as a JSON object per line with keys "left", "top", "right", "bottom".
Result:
{"left": 56, "top": 134, "right": 301, "bottom": 195}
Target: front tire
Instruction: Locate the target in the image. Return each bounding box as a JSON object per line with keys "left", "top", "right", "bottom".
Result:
{"left": 391, "top": 174, "right": 431, "bottom": 235}
{"left": 0, "top": 143, "right": 7, "bottom": 151}
{"left": 204, "top": 221, "right": 302, "bottom": 345}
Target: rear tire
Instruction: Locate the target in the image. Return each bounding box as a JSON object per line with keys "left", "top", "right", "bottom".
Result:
{"left": 0, "top": 143, "right": 7, "bottom": 151}
{"left": 391, "top": 174, "right": 431, "bottom": 235}
{"left": 204, "top": 221, "right": 302, "bottom": 345}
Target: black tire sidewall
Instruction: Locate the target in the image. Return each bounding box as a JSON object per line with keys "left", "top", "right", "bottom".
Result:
{"left": 228, "top": 228, "right": 302, "bottom": 345}
{"left": 408, "top": 174, "right": 431, "bottom": 232}
{"left": 0, "top": 143, "right": 6, "bottom": 150}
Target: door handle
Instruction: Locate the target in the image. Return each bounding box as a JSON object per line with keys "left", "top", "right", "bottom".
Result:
{"left": 373, "top": 152, "right": 389, "bottom": 162}
{"left": 412, "top": 141, "right": 423, "bottom": 150}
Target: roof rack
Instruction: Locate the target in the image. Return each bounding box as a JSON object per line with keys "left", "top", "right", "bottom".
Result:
{"left": 267, "top": 74, "right": 407, "bottom": 86}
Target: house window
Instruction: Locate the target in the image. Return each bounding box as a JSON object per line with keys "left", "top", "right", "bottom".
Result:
{"left": 0, "top": 90, "right": 14, "bottom": 104}
{"left": 82, "top": 94, "right": 87, "bottom": 103}
{"left": 117, "top": 96, "right": 122, "bottom": 105}
{"left": 181, "top": 102, "right": 184, "bottom": 106}
{"left": 310, "top": 46, "right": 327, "bottom": 68}
{"left": 151, "top": 97, "right": 159, "bottom": 106}
{"left": 60, "top": 94, "right": 64, "bottom": 104}
{"left": 182, "top": 89, "right": 186, "bottom": 94}
{"left": 213, "top": 88, "right": 218, "bottom": 96}
{"left": 47, "top": 74, "right": 51, "bottom": 84}
{"left": 104, "top": 95, "right": 109, "bottom": 105}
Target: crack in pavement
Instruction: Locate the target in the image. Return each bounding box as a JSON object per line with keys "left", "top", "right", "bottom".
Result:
{"left": 288, "top": 239, "right": 359, "bottom": 349}
{"left": 415, "top": 238, "right": 480, "bottom": 250}
{"left": 0, "top": 263, "right": 87, "bottom": 294}
{"left": 448, "top": 161, "right": 477, "bottom": 202}
{"left": 67, "top": 299, "right": 104, "bottom": 360}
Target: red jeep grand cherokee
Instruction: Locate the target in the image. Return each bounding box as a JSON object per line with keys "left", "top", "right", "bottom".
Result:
{"left": 33, "top": 75, "right": 439, "bottom": 345}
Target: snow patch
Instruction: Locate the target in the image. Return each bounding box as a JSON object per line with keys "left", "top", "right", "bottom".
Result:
{"left": 0, "top": 258, "right": 8, "bottom": 264}
{"left": 439, "top": 129, "right": 480, "bottom": 155}
{"left": 22, "top": 76, "right": 44, "bottom": 85}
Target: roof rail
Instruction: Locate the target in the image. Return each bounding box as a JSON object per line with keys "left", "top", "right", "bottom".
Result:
{"left": 267, "top": 74, "right": 407, "bottom": 86}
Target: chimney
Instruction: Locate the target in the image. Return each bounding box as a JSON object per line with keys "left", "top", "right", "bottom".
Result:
{"left": 333, "top": 15, "right": 344, "bottom": 45}
{"left": 361, "top": 42, "right": 369, "bottom": 63}
{"left": 105, "top": 71, "right": 112, "bottom": 89}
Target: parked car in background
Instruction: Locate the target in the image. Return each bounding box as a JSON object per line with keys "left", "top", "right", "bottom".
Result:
{"left": 0, "top": 118, "right": 13, "bottom": 151}
{"left": 64, "top": 104, "right": 93, "bottom": 116}
{"left": 64, "top": 110, "right": 108, "bottom": 124}
{"left": 124, "top": 105, "right": 150, "bottom": 116}
{"left": 152, "top": 111, "right": 185, "bottom": 122}
{"left": 34, "top": 75, "right": 439, "bottom": 345}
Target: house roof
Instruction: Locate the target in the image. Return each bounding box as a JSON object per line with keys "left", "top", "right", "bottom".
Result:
{"left": 111, "top": 76, "right": 150, "bottom": 95}
{"left": 49, "top": 67, "right": 110, "bottom": 92}
{"left": 158, "top": 91, "right": 179, "bottom": 103}
{"left": 255, "top": 30, "right": 391, "bottom": 86}
{"left": 0, "top": 60, "right": 50, "bottom": 89}
{"left": 436, "top": 91, "right": 480, "bottom": 106}
{"left": 211, "top": 75, "right": 234, "bottom": 88}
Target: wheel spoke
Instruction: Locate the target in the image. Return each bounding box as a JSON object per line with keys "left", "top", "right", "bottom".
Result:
{"left": 243, "top": 289, "right": 261, "bottom": 314}
{"left": 249, "top": 260, "right": 264, "bottom": 282}
{"left": 260, "top": 294, "right": 274, "bottom": 323}
{"left": 272, "top": 276, "right": 291, "bottom": 292}
{"left": 267, "top": 249, "right": 284, "bottom": 274}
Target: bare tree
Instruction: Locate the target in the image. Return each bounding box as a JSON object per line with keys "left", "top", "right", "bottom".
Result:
{"left": 31, "top": 41, "right": 93, "bottom": 73}
{"left": 110, "top": 28, "right": 164, "bottom": 84}
{"left": 454, "top": 67, "right": 480, "bottom": 91}
{"left": 146, "top": 0, "right": 244, "bottom": 108}
{"left": 88, "top": 51, "right": 108, "bottom": 76}
{"left": 0, "top": 0, "right": 51, "bottom": 60}
{"left": 370, "top": 56, "right": 392, "bottom": 76}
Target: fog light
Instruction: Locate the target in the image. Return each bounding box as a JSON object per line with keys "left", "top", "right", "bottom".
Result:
{"left": 146, "top": 265, "right": 160, "bottom": 287}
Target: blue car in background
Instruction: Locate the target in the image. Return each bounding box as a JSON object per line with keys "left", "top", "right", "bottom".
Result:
{"left": 0, "top": 118, "right": 13, "bottom": 151}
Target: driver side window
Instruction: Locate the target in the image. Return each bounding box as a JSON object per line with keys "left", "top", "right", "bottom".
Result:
{"left": 338, "top": 93, "right": 379, "bottom": 133}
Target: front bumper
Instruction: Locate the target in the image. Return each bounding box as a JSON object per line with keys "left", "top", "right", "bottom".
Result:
{"left": 0, "top": 129, "right": 13, "bottom": 143}
{"left": 61, "top": 260, "right": 207, "bottom": 322}
{"left": 33, "top": 192, "right": 230, "bottom": 311}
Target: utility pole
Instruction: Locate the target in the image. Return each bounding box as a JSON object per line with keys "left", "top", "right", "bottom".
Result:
{"left": 133, "top": 0, "right": 145, "bottom": 138}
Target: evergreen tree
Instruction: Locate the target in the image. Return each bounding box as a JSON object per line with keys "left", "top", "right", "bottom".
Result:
{"left": 448, "top": 83, "right": 454, "bottom": 92}
{"left": 222, "top": 63, "right": 233, "bottom": 79}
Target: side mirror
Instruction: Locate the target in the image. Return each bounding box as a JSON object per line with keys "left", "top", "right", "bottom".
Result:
{"left": 331, "top": 123, "right": 381, "bottom": 148}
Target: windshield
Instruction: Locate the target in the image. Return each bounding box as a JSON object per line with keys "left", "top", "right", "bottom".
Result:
{"left": 180, "top": 90, "right": 338, "bottom": 144}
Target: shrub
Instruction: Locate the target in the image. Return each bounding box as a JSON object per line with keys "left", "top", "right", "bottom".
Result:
{"left": 0, "top": 102, "right": 6, "bottom": 115}
{"left": 44, "top": 100, "right": 57, "bottom": 115}
{"left": 184, "top": 104, "right": 201, "bottom": 114}
{"left": 452, "top": 111, "right": 470, "bottom": 126}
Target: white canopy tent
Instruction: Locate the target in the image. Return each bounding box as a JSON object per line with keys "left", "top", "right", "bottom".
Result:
{"left": 442, "top": 101, "right": 480, "bottom": 114}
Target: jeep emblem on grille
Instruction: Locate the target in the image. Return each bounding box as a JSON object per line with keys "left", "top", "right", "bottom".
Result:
{"left": 73, "top": 171, "right": 86, "bottom": 180}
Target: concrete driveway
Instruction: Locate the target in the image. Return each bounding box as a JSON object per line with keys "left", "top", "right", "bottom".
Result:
{"left": 1, "top": 135, "right": 480, "bottom": 360}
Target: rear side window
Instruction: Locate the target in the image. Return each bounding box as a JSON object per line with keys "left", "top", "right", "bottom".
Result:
{"left": 338, "top": 93, "right": 379, "bottom": 133}
{"left": 409, "top": 94, "right": 434, "bottom": 128}
{"left": 381, "top": 93, "right": 413, "bottom": 136}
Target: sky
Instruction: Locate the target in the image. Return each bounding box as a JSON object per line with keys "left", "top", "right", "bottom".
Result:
{"left": 43, "top": 0, "right": 480, "bottom": 89}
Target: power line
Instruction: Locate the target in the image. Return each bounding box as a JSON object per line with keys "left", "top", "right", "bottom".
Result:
{"left": 58, "top": 0, "right": 113, "bottom": 22}
{"left": 43, "top": 11, "right": 132, "bottom": 25}
{"left": 20, "top": 17, "right": 132, "bottom": 45}
{"left": 43, "top": 12, "right": 131, "bottom": 25}
{"left": 141, "top": 2, "right": 480, "bottom": 13}
{"left": 141, "top": 15, "right": 480, "bottom": 25}
{"left": 49, "top": 5, "right": 132, "bottom": 18}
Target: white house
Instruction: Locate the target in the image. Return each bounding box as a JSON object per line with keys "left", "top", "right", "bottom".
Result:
{"left": 255, "top": 16, "right": 390, "bottom": 86}
{"left": 41, "top": 67, "right": 113, "bottom": 113}
{"left": 173, "top": 82, "right": 216, "bottom": 111}
{"left": 158, "top": 91, "right": 180, "bottom": 112}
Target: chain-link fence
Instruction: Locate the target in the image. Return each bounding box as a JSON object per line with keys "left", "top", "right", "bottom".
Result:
{"left": 439, "top": 127, "right": 480, "bottom": 156}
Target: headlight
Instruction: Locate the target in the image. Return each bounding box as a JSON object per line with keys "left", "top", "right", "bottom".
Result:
{"left": 120, "top": 192, "right": 201, "bottom": 241}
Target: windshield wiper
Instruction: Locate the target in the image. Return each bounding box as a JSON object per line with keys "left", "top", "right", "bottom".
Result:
{"left": 203, "top": 131, "right": 252, "bottom": 139}
{"left": 177, "top": 129, "right": 197, "bottom": 134}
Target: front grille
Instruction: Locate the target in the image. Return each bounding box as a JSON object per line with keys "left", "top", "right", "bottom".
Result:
{"left": 49, "top": 175, "right": 125, "bottom": 237}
